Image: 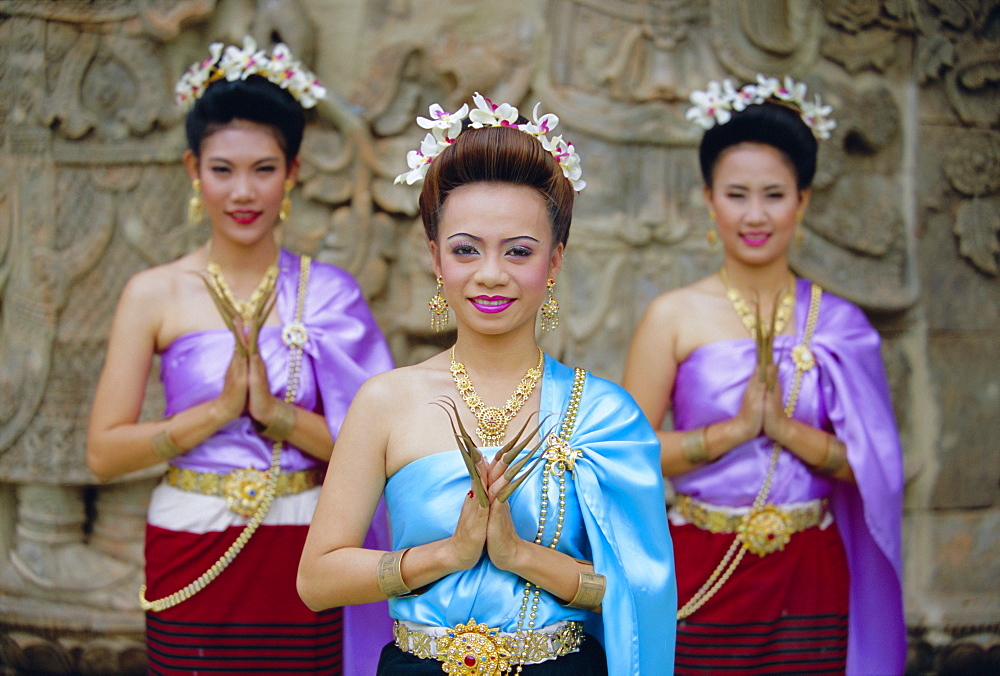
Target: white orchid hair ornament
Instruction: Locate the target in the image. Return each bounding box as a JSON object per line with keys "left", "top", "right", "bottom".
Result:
{"left": 175, "top": 36, "right": 327, "bottom": 110}
{"left": 394, "top": 92, "right": 586, "bottom": 192}
{"left": 686, "top": 74, "right": 836, "bottom": 140}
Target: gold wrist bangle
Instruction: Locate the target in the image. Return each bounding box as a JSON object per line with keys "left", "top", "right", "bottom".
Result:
{"left": 376, "top": 548, "right": 412, "bottom": 598}
{"left": 681, "top": 426, "right": 709, "bottom": 464}
{"left": 151, "top": 430, "right": 183, "bottom": 461}
{"left": 817, "top": 436, "right": 847, "bottom": 475}
{"left": 261, "top": 401, "right": 295, "bottom": 442}
{"left": 564, "top": 571, "right": 605, "bottom": 612}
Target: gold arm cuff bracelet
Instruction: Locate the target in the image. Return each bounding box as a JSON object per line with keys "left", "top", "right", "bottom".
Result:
{"left": 261, "top": 401, "right": 296, "bottom": 442}
{"left": 564, "top": 571, "right": 605, "bottom": 612}
{"left": 151, "top": 430, "right": 183, "bottom": 461}
{"left": 816, "top": 436, "right": 847, "bottom": 475}
{"left": 377, "top": 548, "right": 412, "bottom": 598}
{"left": 681, "top": 427, "right": 709, "bottom": 464}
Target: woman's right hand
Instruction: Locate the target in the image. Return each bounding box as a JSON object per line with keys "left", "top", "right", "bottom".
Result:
{"left": 215, "top": 348, "right": 249, "bottom": 422}
{"left": 730, "top": 365, "right": 767, "bottom": 445}
{"left": 446, "top": 479, "right": 489, "bottom": 571}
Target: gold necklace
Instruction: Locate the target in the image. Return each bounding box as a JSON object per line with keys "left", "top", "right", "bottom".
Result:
{"left": 719, "top": 267, "right": 795, "bottom": 335}
{"left": 206, "top": 243, "right": 280, "bottom": 324}
{"left": 449, "top": 347, "right": 544, "bottom": 447}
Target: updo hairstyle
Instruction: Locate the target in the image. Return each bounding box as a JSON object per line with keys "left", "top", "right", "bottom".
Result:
{"left": 419, "top": 124, "right": 575, "bottom": 247}
{"left": 698, "top": 101, "right": 818, "bottom": 190}
{"left": 185, "top": 75, "right": 305, "bottom": 162}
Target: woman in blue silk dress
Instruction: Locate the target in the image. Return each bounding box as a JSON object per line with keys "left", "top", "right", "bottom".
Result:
{"left": 298, "top": 94, "right": 676, "bottom": 675}
{"left": 623, "top": 76, "right": 905, "bottom": 675}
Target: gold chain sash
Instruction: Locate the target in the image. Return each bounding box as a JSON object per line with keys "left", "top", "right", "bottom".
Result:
{"left": 140, "top": 254, "right": 312, "bottom": 612}
{"left": 677, "top": 283, "right": 823, "bottom": 620}
{"left": 508, "top": 366, "right": 587, "bottom": 673}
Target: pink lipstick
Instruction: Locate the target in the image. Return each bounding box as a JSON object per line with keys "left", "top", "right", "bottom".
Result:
{"left": 229, "top": 211, "right": 261, "bottom": 225}
{"left": 470, "top": 296, "right": 514, "bottom": 314}
{"left": 741, "top": 232, "right": 770, "bottom": 247}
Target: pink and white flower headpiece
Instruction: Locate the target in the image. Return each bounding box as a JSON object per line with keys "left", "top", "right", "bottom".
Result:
{"left": 174, "top": 37, "right": 327, "bottom": 110}
{"left": 686, "top": 74, "right": 836, "bottom": 140}
{"left": 394, "top": 92, "right": 586, "bottom": 191}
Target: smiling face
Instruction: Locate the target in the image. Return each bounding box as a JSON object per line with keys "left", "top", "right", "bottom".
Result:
{"left": 430, "top": 182, "right": 563, "bottom": 339}
{"left": 705, "top": 142, "right": 809, "bottom": 269}
{"left": 184, "top": 120, "right": 299, "bottom": 247}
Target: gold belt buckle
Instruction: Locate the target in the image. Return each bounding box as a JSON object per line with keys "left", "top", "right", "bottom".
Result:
{"left": 738, "top": 503, "right": 793, "bottom": 557}
{"left": 436, "top": 619, "right": 514, "bottom": 676}
{"left": 221, "top": 467, "right": 270, "bottom": 518}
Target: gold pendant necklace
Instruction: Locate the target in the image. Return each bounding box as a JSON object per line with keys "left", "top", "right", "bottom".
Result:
{"left": 719, "top": 267, "right": 795, "bottom": 336}
{"left": 206, "top": 243, "right": 280, "bottom": 324}
{"left": 449, "top": 347, "right": 544, "bottom": 447}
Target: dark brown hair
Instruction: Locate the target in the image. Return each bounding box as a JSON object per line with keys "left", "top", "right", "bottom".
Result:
{"left": 419, "top": 125, "right": 574, "bottom": 246}
{"left": 699, "top": 101, "right": 818, "bottom": 190}
{"left": 185, "top": 75, "right": 304, "bottom": 162}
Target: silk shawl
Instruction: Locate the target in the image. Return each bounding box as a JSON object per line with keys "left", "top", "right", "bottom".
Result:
{"left": 385, "top": 355, "right": 677, "bottom": 675}
{"left": 671, "top": 278, "right": 905, "bottom": 675}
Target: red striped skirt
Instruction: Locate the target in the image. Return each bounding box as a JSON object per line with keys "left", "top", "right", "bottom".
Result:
{"left": 672, "top": 520, "right": 849, "bottom": 675}
{"left": 144, "top": 490, "right": 342, "bottom": 675}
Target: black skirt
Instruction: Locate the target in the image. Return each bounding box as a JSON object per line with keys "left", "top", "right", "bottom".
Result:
{"left": 375, "top": 633, "right": 608, "bottom": 676}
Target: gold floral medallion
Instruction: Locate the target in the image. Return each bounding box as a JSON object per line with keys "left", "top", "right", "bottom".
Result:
{"left": 436, "top": 620, "right": 514, "bottom": 676}
{"left": 738, "top": 504, "right": 793, "bottom": 557}
{"left": 221, "top": 467, "right": 270, "bottom": 517}
{"left": 543, "top": 433, "right": 583, "bottom": 472}
{"left": 791, "top": 344, "right": 816, "bottom": 372}
{"left": 282, "top": 322, "right": 308, "bottom": 348}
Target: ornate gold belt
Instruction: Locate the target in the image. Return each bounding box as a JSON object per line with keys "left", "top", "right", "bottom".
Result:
{"left": 394, "top": 619, "right": 583, "bottom": 674}
{"left": 673, "top": 494, "right": 829, "bottom": 557}
{"left": 165, "top": 465, "right": 324, "bottom": 517}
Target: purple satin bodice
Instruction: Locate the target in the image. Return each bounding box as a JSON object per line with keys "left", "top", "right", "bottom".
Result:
{"left": 672, "top": 335, "right": 835, "bottom": 506}
{"left": 160, "top": 249, "right": 394, "bottom": 473}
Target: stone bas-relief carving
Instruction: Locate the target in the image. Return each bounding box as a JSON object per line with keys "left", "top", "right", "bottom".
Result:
{"left": 0, "top": 0, "right": 997, "bottom": 674}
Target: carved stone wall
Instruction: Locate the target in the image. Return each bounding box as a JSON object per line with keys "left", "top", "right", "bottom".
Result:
{"left": 0, "top": 1, "right": 996, "bottom": 674}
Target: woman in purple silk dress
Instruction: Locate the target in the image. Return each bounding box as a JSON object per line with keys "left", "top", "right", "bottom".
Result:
{"left": 624, "top": 75, "right": 905, "bottom": 675}
{"left": 86, "top": 38, "right": 393, "bottom": 675}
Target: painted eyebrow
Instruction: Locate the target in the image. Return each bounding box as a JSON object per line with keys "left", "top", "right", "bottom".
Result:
{"left": 446, "top": 233, "right": 540, "bottom": 244}
{"left": 722, "top": 182, "right": 788, "bottom": 191}
{"left": 206, "top": 157, "right": 282, "bottom": 166}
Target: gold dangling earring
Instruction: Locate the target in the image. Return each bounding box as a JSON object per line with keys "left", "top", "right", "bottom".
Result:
{"left": 795, "top": 219, "right": 805, "bottom": 248}
{"left": 706, "top": 210, "right": 718, "bottom": 248}
{"left": 188, "top": 179, "right": 203, "bottom": 225}
{"left": 279, "top": 179, "right": 293, "bottom": 223}
{"left": 429, "top": 276, "right": 450, "bottom": 332}
{"left": 540, "top": 278, "right": 560, "bottom": 332}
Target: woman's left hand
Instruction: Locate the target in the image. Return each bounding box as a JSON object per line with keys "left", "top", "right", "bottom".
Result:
{"left": 247, "top": 351, "right": 281, "bottom": 426}
{"left": 485, "top": 493, "right": 524, "bottom": 572}
{"left": 482, "top": 454, "right": 526, "bottom": 572}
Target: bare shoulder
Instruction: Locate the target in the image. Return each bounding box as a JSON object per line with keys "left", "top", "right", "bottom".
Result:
{"left": 640, "top": 275, "right": 718, "bottom": 327}
{"left": 121, "top": 254, "right": 199, "bottom": 306}
{"left": 631, "top": 274, "right": 731, "bottom": 364}
{"left": 352, "top": 352, "right": 451, "bottom": 412}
